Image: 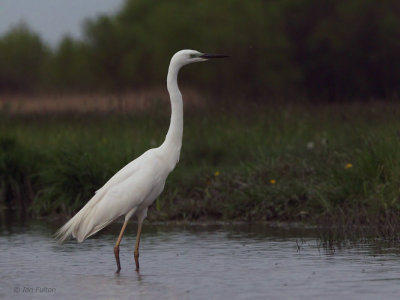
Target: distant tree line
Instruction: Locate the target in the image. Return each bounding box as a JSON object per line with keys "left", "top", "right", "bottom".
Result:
{"left": 0, "top": 0, "right": 399, "bottom": 101}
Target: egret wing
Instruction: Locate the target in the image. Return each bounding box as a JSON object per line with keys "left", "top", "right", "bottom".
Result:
{"left": 95, "top": 149, "right": 156, "bottom": 194}
{"left": 74, "top": 155, "right": 165, "bottom": 241}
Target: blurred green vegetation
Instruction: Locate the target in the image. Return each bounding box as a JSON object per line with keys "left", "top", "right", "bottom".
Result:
{"left": 1, "top": 0, "right": 400, "bottom": 100}
{"left": 1, "top": 102, "right": 400, "bottom": 237}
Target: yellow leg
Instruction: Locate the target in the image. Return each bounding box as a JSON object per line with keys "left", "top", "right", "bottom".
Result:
{"left": 134, "top": 222, "right": 143, "bottom": 271}
{"left": 114, "top": 220, "right": 129, "bottom": 273}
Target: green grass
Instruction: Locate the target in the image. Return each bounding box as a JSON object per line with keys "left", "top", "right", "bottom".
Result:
{"left": 1, "top": 101, "right": 400, "bottom": 236}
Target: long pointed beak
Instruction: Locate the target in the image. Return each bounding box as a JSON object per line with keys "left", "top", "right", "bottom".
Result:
{"left": 199, "top": 53, "right": 229, "bottom": 59}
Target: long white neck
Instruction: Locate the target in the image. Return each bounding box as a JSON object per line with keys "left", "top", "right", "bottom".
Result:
{"left": 161, "top": 60, "right": 183, "bottom": 168}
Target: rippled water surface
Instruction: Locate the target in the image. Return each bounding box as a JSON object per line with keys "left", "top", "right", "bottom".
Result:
{"left": 1, "top": 219, "right": 400, "bottom": 299}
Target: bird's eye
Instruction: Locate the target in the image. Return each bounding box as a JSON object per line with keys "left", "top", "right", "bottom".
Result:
{"left": 189, "top": 54, "right": 198, "bottom": 59}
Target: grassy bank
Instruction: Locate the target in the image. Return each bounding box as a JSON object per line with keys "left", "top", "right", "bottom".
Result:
{"left": 1, "top": 100, "right": 400, "bottom": 236}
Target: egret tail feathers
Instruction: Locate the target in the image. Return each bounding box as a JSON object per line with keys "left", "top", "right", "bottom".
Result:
{"left": 54, "top": 189, "right": 107, "bottom": 243}
{"left": 75, "top": 218, "right": 115, "bottom": 242}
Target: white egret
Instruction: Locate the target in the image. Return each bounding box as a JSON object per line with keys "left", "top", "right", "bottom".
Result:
{"left": 55, "top": 50, "right": 228, "bottom": 272}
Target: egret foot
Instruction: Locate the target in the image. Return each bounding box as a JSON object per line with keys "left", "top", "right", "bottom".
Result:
{"left": 134, "top": 221, "right": 143, "bottom": 271}
{"left": 134, "top": 251, "right": 139, "bottom": 270}
{"left": 114, "top": 246, "right": 121, "bottom": 273}
{"left": 114, "top": 220, "right": 129, "bottom": 273}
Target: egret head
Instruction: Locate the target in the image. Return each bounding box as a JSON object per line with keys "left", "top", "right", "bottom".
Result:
{"left": 171, "top": 49, "right": 229, "bottom": 68}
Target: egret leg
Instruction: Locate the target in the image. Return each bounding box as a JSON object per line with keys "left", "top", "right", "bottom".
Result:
{"left": 134, "top": 221, "right": 143, "bottom": 271}
{"left": 114, "top": 220, "right": 129, "bottom": 273}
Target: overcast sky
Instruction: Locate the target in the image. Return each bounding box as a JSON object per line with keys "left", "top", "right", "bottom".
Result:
{"left": 0, "top": 0, "right": 125, "bottom": 46}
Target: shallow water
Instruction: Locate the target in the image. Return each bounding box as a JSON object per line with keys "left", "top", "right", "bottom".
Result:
{"left": 1, "top": 219, "right": 400, "bottom": 300}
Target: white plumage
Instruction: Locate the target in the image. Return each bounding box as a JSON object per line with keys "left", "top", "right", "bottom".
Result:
{"left": 55, "top": 49, "right": 228, "bottom": 272}
{"left": 56, "top": 148, "right": 165, "bottom": 242}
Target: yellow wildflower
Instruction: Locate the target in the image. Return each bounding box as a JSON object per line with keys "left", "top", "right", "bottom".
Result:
{"left": 345, "top": 163, "right": 353, "bottom": 169}
{"left": 269, "top": 179, "right": 276, "bottom": 184}
{"left": 214, "top": 171, "right": 220, "bottom": 177}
